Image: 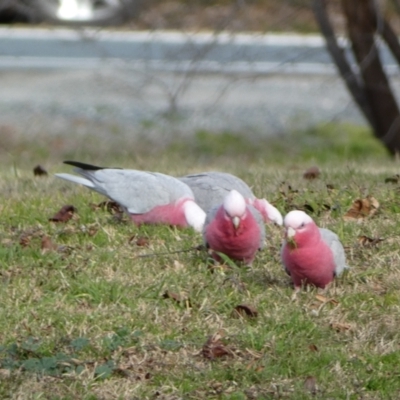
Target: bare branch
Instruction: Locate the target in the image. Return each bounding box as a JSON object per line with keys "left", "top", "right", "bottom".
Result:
{"left": 311, "top": 0, "right": 377, "bottom": 130}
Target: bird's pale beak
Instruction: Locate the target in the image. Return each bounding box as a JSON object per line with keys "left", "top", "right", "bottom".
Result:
{"left": 232, "top": 216, "right": 240, "bottom": 229}
{"left": 287, "top": 227, "right": 296, "bottom": 238}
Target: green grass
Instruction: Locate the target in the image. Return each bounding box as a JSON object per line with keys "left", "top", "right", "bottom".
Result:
{"left": 1, "top": 124, "right": 400, "bottom": 398}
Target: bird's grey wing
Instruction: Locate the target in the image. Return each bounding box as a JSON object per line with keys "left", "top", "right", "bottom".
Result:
{"left": 202, "top": 204, "right": 220, "bottom": 245}
{"left": 280, "top": 240, "right": 291, "bottom": 275}
{"left": 248, "top": 205, "right": 266, "bottom": 249}
{"left": 78, "top": 169, "right": 191, "bottom": 214}
{"left": 179, "top": 172, "right": 255, "bottom": 212}
{"left": 319, "top": 228, "right": 349, "bottom": 276}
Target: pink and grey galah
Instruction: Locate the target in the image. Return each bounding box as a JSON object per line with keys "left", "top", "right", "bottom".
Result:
{"left": 203, "top": 189, "right": 266, "bottom": 265}
{"left": 178, "top": 171, "right": 283, "bottom": 225}
{"left": 281, "top": 210, "right": 349, "bottom": 289}
{"left": 55, "top": 161, "right": 206, "bottom": 232}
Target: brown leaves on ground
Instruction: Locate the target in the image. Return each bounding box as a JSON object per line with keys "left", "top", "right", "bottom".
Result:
{"left": 343, "top": 197, "right": 379, "bottom": 221}
{"left": 330, "top": 322, "right": 353, "bottom": 332}
{"left": 384, "top": 174, "right": 400, "bottom": 183}
{"left": 49, "top": 205, "right": 77, "bottom": 223}
{"left": 304, "top": 376, "right": 318, "bottom": 395}
{"left": 308, "top": 344, "right": 319, "bottom": 352}
{"left": 315, "top": 294, "right": 339, "bottom": 305}
{"left": 232, "top": 304, "right": 258, "bottom": 318}
{"left": 202, "top": 331, "right": 234, "bottom": 360}
{"left": 303, "top": 166, "right": 321, "bottom": 180}
{"left": 33, "top": 165, "right": 48, "bottom": 177}
{"left": 19, "top": 228, "right": 42, "bottom": 247}
{"left": 162, "top": 291, "right": 192, "bottom": 308}
{"left": 90, "top": 200, "right": 123, "bottom": 215}
{"left": 129, "top": 235, "right": 150, "bottom": 247}
{"left": 41, "top": 235, "right": 58, "bottom": 252}
{"left": 357, "top": 235, "right": 385, "bottom": 247}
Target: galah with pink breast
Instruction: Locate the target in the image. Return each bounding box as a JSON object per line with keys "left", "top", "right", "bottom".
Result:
{"left": 55, "top": 161, "right": 206, "bottom": 232}
{"left": 203, "top": 189, "right": 266, "bottom": 265}
{"left": 281, "top": 210, "right": 349, "bottom": 290}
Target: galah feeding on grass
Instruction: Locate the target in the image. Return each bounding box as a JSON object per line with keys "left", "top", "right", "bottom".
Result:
{"left": 55, "top": 161, "right": 206, "bottom": 232}
{"left": 203, "top": 189, "right": 266, "bottom": 265}
{"left": 178, "top": 171, "right": 282, "bottom": 225}
{"left": 281, "top": 210, "right": 349, "bottom": 290}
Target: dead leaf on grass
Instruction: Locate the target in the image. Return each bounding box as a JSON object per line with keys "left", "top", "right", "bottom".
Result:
{"left": 41, "top": 236, "right": 58, "bottom": 252}
{"left": 202, "top": 331, "right": 233, "bottom": 360}
{"left": 90, "top": 200, "right": 123, "bottom": 214}
{"left": 162, "top": 291, "right": 192, "bottom": 307}
{"left": 304, "top": 376, "right": 318, "bottom": 395}
{"left": 384, "top": 174, "right": 400, "bottom": 183}
{"left": 232, "top": 304, "right": 258, "bottom": 318}
{"left": 33, "top": 165, "right": 48, "bottom": 177}
{"left": 315, "top": 294, "right": 339, "bottom": 305}
{"left": 49, "top": 205, "right": 77, "bottom": 223}
{"left": 330, "top": 322, "right": 352, "bottom": 332}
{"left": 308, "top": 344, "right": 319, "bottom": 352}
{"left": 128, "top": 235, "right": 150, "bottom": 247}
{"left": 19, "top": 234, "right": 31, "bottom": 248}
{"left": 303, "top": 166, "right": 321, "bottom": 180}
{"left": 343, "top": 197, "right": 379, "bottom": 221}
{"left": 357, "top": 235, "right": 385, "bottom": 247}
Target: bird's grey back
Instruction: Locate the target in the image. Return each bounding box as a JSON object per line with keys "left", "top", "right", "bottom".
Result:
{"left": 76, "top": 168, "right": 194, "bottom": 213}
{"left": 179, "top": 172, "right": 255, "bottom": 212}
{"left": 319, "top": 228, "right": 349, "bottom": 276}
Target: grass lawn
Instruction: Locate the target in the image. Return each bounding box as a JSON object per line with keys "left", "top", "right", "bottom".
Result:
{"left": 1, "top": 123, "right": 400, "bottom": 399}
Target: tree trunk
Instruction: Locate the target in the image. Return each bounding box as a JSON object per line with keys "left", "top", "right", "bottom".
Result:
{"left": 342, "top": 0, "right": 400, "bottom": 154}
{"left": 312, "top": 0, "right": 377, "bottom": 131}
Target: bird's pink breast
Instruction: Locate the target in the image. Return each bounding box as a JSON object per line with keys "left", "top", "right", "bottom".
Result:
{"left": 205, "top": 208, "right": 261, "bottom": 264}
{"left": 129, "top": 198, "right": 190, "bottom": 227}
{"left": 282, "top": 241, "right": 335, "bottom": 288}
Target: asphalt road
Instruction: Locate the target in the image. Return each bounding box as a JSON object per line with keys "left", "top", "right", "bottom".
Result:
{"left": 2, "top": 28, "right": 393, "bottom": 139}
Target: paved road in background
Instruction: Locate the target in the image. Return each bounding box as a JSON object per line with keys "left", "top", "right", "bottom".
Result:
{"left": 1, "top": 27, "right": 398, "bottom": 74}
{"left": 2, "top": 27, "right": 394, "bottom": 138}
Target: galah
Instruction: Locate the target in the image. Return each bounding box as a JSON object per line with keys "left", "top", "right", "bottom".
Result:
{"left": 178, "top": 171, "right": 282, "bottom": 225}
{"left": 55, "top": 161, "right": 206, "bottom": 232}
{"left": 203, "top": 189, "right": 266, "bottom": 265}
{"left": 281, "top": 210, "right": 349, "bottom": 289}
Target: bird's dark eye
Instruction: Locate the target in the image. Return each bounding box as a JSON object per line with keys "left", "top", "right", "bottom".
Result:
{"left": 300, "top": 222, "right": 305, "bottom": 228}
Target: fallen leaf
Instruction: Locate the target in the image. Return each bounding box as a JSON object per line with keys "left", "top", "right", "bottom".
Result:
{"left": 136, "top": 237, "right": 150, "bottom": 247}
{"left": 304, "top": 376, "right": 317, "bottom": 395}
{"left": 303, "top": 166, "right": 321, "bottom": 180}
{"left": 162, "top": 291, "right": 191, "bottom": 307}
{"left": 49, "top": 205, "right": 77, "bottom": 223}
{"left": 90, "top": 200, "right": 123, "bottom": 214}
{"left": 41, "top": 236, "right": 58, "bottom": 252}
{"left": 202, "top": 331, "right": 233, "bottom": 360}
{"left": 308, "top": 344, "right": 319, "bottom": 352}
{"left": 315, "top": 294, "right": 339, "bottom": 305}
{"left": 19, "top": 234, "right": 31, "bottom": 248}
{"left": 129, "top": 235, "right": 150, "bottom": 247}
{"left": 357, "top": 235, "right": 384, "bottom": 247}
{"left": 343, "top": 197, "right": 379, "bottom": 220}
{"left": 385, "top": 174, "right": 400, "bottom": 183}
{"left": 33, "top": 165, "right": 48, "bottom": 176}
{"left": 330, "top": 322, "right": 352, "bottom": 332}
{"left": 232, "top": 304, "right": 258, "bottom": 318}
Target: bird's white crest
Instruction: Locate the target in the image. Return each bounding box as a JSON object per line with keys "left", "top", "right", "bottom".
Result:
{"left": 261, "top": 199, "right": 283, "bottom": 225}
{"left": 223, "top": 190, "right": 246, "bottom": 217}
{"left": 184, "top": 201, "right": 206, "bottom": 232}
{"left": 284, "top": 210, "right": 313, "bottom": 229}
